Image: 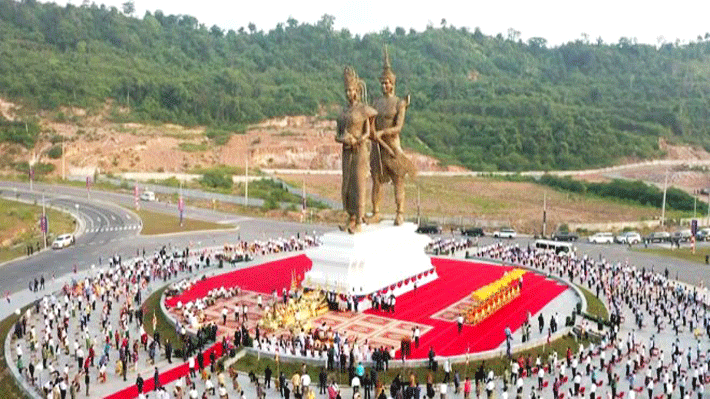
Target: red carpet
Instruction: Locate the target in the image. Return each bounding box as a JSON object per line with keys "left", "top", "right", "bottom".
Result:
{"left": 114, "top": 256, "right": 567, "bottom": 399}
{"left": 167, "top": 255, "right": 567, "bottom": 358}
{"left": 165, "top": 254, "right": 313, "bottom": 308}
{"left": 104, "top": 343, "right": 224, "bottom": 399}
{"left": 365, "top": 258, "right": 568, "bottom": 358}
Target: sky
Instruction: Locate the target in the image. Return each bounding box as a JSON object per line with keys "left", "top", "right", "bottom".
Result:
{"left": 47, "top": 0, "right": 710, "bottom": 46}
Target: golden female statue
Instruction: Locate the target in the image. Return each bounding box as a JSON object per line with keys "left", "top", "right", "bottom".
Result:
{"left": 336, "top": 67, "right": 377, "bottom": 233}
{"left": 369, "top": 47, "right": 416, "bottom": 225}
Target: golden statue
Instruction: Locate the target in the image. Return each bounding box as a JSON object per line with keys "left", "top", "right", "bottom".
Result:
{"left": 369, "top": 47, "right": 416, "bottom": 225}
{"left": 336, "top": 66, "right": 377, "bottom": 233}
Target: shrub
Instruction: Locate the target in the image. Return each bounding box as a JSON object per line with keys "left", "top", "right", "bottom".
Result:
{"left": 200, "top": 170, "right": 232, "bottom": 189}
{"left": 47, "top": 145, "right": 62, "bottom": 159}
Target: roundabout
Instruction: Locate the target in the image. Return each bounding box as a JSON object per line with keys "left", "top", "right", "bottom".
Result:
{"left": 4, "top": 183, "right": 710, "bottom": 399}
{"left": 162, "top": 251, "right": 578, "bottom": 362}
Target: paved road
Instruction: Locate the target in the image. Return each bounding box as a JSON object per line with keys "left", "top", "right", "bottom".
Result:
{"left": 0, "top": 181, "right": 333, "bottom": 297}
{"left": 3, "top": 178, "right": 710, "bottom": 293}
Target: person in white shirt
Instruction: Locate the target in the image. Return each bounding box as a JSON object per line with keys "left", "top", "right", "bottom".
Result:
{"left": 440, "top": 382, "right": 448, "bottom": 399}
{"left": 352, "top": 375, "right": 361, "bottom": 394}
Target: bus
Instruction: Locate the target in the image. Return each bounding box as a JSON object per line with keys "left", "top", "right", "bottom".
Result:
{"left": 534, "top": 239, "right": 574, "bottom": 255}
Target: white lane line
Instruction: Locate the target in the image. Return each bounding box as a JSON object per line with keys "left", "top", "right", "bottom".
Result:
{"left": 111, "top": 215, "right": 116, "bottom": 221}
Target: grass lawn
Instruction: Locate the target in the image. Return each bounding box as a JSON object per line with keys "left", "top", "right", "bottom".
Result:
{"left": 577, "top": 285, "right": 608, "bottom": 321}
{"left": 636, "top": 247, "right": 710, "bottom": 264}
{"left": 233, "top": 334, "right": 593, "bottom": 386}
{"left": 0, "top": 197, "right": 75, "bottom": 263}
{"left": 132, "top": 208, "right": 231, "bottom": 236}
{"left": 142, "top": 286, "right": 185, "bottom": 352}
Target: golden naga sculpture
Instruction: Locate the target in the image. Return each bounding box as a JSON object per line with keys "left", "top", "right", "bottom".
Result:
{"left": 336, "top": 66, "right": 377, "bottom": 233}
{"left": 369, "top": 46, "right": 417, "bottom": 226}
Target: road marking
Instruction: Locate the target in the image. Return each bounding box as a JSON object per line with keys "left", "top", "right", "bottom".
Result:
{"left": 96, "top": 217, "right": 100, "bottom": 222}
{"left": 111, "top": 215, "right": 116, "bottom": 221}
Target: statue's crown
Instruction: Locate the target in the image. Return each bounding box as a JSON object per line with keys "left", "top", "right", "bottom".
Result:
{"left": 380, "top": 46, "right": 396, "bottom": 84}
{"left": 343, "top": 66, "right": 360, "bottom": 90}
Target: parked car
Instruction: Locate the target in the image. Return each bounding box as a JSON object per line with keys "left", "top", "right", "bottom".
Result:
{"left": 587, "top": 232, "right": 614, "bottom": 244}
{"left": 701, "top": 187, "right": 710, "bottom": 195}
{"left": 697, "top": 228, "right": 710, "bottom": 241}
{"left": 493, "top": 228, "right": 517, "bottom": 239}
{"left": 552, "top": 231, "right": 579, "bottom": 242}
{"left": 461, "top": 227, "right": 484, "bottom": 237}
{"left": 52, "top": 234, "right": 75, "bottom": 249}
{"left": 615, "top": 231, "right": 641, "bottom": 244}
{"left": 644, "top": 231, "right": 671, "bottom": 243}
{"left": 416, "top": 225, "right": 441, "bottom": 234}
{"left": 671, "top": 229, "right": 693, "bottom": 242}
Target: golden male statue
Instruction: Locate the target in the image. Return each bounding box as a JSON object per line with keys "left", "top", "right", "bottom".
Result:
{"left": 369, "top": 47, "right": 416, "bottom": 225}
{"left": 335, "top": 66, "right": 377, "bottom": 234}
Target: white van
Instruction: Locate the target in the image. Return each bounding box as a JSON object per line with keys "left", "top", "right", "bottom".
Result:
{"left": 140, "top": 191, "right": 156, "bottom": 201}
{"left": 535, "top": 239, "right": 573, "bottom": 255}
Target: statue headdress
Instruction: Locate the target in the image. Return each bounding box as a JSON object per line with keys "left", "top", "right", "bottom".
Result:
{"left": 343, "top": 66, "right": 361, "bottom": 91}
{"left": 380, "top": 46, "right": 396, "bottom": 85}
{"left": 343, "top": 66, "right": 367, "bottom": 103}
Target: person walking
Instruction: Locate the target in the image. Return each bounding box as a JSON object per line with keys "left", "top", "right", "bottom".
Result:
{"left": 154, "top": 367, "right": 160, "bottom": 391}
{"left": 165, "top": 339, "right": 172, "bottom": 364}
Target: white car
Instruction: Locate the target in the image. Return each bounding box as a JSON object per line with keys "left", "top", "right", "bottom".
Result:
{"left": 52, "top": 234, "right": 75, "bottom": 249}
{"left": 587, "top": 232, "right": 614, "bottom": 244}
{"left": 615, "top": 231, "right": 641, "bottom": 244}
{"left": 140, "top": 191, "right": 156, "bottom": 201}
{"left": 493, "top": 228, "right": 517, "bottom": 238}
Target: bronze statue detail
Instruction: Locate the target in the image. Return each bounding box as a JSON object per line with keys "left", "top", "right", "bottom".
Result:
{"left": 369, "top": 47, "right": 416, "bottom": 226}
{"left": 335, "top": 66, "right": 377, "bottom": 234}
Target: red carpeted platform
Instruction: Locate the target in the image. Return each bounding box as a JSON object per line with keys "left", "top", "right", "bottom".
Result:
{"left": 167, "top": 255, "right": 567, "bottom": 358}
{"left": 364, "top": 258, "right": 568, "bottom": 357}
{"left": 111, "top": 255, "right": 568, "bottom": 399}
{"left": 165, "top": 254, "right": 313, "bottom": 308}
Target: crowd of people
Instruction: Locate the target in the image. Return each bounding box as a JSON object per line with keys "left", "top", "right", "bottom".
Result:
{"left": 144, "top": 239, "right": 710, "bottom": 399}
{"left": 9, "top": 234, "right": 320, "bottom": 399}
{"left": 10, "top": 229, "right": 710, "bottom": 399}
{"left": 222, "top": 236, "right": 320, "bottom": 260}
{"left": 425, "top": 238, "right": 476, "bottom": 256}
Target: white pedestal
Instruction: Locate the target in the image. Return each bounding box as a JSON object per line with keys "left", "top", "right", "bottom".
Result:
{"left": 304, "top": 221, "right": 437, "bottom": 297}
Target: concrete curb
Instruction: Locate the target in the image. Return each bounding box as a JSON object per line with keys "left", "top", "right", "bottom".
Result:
{"left": 5, "top": 306, "right": 43, "bottom": 399}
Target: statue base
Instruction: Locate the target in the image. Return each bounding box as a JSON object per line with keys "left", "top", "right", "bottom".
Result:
{"left": 303, "top": 221, "right": 437, "bottom": 299}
